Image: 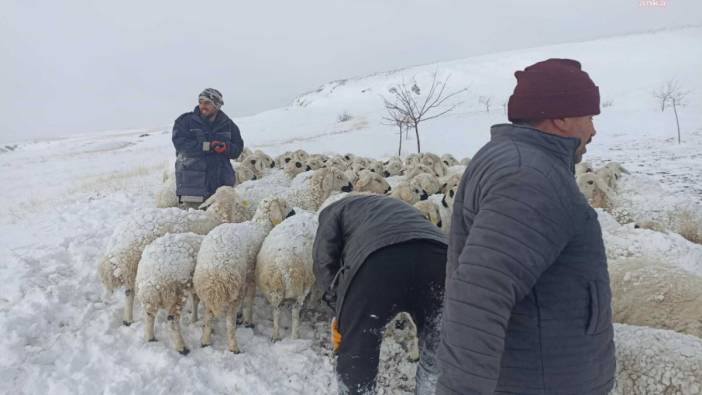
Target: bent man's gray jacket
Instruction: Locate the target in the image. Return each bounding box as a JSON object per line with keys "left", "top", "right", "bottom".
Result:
{"left": 437, "top": 124, "right": 615, "bottom": 394}
{"left": 313, "top": 194, "right": 447, "bottom": 319}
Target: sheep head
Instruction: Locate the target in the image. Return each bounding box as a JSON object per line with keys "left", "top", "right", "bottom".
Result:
{"left": 383, "top": 159, "right": 403, "bottom": 177}
{"left": 354, "top": 170, "right": 391, "bottom": 194}
{"left": 254, "top": 197, "right": 292, "bottom": 227}
{"left": 441, "top": 153, "right": 459, "bottom": 167}
{"left": 311, "top": 167, "right": 353, "bottom": 209}
{"left": 410, "top": 173, "right": 441, "bottom": 196}
{"left": 284, "top": 158, "right": 309, "bottom": 178}
{"left": 443, "top": 184, "right": 458, "bottom": 209}
{"left": 414, "top": 201, "right": 442, "bottom": 229}
{"left": 200, "top": 186, "right": 249, "bottom": 223}
{"left": 576, "top": 173, "right": 613, "bottom": 209}
{"left": 388, "top": 182, "right": 421, "bottom": 205}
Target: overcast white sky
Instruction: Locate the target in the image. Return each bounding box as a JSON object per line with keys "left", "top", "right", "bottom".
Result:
{"left": 2, "top": 0, "right": 700, "bottom": 143}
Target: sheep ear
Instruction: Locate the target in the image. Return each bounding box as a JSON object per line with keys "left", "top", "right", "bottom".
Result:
{"left": 199, "top": 194, "right": 217, "bottom": 210}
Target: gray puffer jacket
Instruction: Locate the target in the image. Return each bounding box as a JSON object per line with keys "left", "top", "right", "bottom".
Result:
{"left": 437, "top": 124, "right": 615, "bottom": 395}
{"left": 313, "top": 194, "right": 447, "bottom": 319}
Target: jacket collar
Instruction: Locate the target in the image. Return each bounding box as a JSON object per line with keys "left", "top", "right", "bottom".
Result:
{"left": 490, "top": 123, "right": 579, "bottom": 173}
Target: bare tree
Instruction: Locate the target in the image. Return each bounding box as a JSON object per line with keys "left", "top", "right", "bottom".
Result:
{"left": 383, "top": 73, "right": 465, "bottom": 153}
{"left": 478, "top": 96, "right": 493, "bottom": 113}
{"left": 653, "top": 80, "right": 690, "bottom": 144}
{"left": 382, "top": 108, "right": 410, "bottom": 156}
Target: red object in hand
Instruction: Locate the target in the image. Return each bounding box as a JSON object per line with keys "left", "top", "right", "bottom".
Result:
{"left": 211, "top": 140, "right": 227, "bottom": 154}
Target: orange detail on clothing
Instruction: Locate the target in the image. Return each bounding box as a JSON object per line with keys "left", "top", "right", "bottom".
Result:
{"left": 331, "top": 318, "right": 342, "bottom": 352}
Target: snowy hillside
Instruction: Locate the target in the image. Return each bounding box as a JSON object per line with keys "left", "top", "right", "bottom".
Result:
{"left": 1, "top": 27, "right": 701, "bottom": 394}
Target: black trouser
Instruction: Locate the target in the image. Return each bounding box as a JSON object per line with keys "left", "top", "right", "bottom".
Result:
{"left": 336, "top": 240, "right": 447, "bottom": 395}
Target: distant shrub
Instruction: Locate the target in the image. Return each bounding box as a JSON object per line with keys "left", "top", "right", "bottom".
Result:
{"left": 337, "top": 112, "right": 353, "bottom": 122}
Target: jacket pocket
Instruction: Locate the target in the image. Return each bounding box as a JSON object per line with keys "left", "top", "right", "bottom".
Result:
{"left": 586, "top": 281, "right": 599, "bottom": 335}
{"left": 176, "top": 157, "right": 208, "bottom": 195}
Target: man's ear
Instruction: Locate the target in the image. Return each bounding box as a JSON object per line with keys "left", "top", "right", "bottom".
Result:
{"left": 552, "top": 118, "right": 570, "bottom": 133}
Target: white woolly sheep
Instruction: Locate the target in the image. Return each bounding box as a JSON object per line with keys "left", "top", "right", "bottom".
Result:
{"left": 404, "top": 153, "right": 420, "bottom": 167}
{"left": 428, "top": 190, "right": 455, "bottom": 235}
{"left": 99, "top": 186, "right": 247, "bottom": 326}
{"left": 232, "top": 162, "right": 256, "bottom": 183}
{"left": 440, "top": 153, "right": 459, "bottom": 167}
{"left": 253, "top": 149, "right": 275, "bottom": 169}
{"left": 351, "top": 156, "right": 370, "bottom": 168}
{"left": 354, "top": 170, "right": 392, "bottom": 195}
{"left": 419, "top": 153, "right": 448, "bottom": 177}
{"left": 235, "top": 169, "right": 294, "bottom": 218}
{"left": 366, "top": 160, "right": 384, "bottom": 175}
{"left": 324, "top": 156, "right": 349, "bottom": 171}
{"left": 274, "top": 151, "right": 295, "bottom": 169}
{"left": 343, "top": 162, "right": 366, "bottom": 184}
{"left": 155, "top": 176, "right": 179, "bottom": 208}
{"left": 284, "top": 158, "right": 311, "bottom": 178}
{"left": 612, "top": 323, "right": 702, "bottom": 395}
{"left": 575, "top": 160, "right": 594, "bottom": 176}
{"left": 239, "top": 154, "right": 267, "bottom": 180}
{"left": 293, "top": 149, "right": 309, "bottom": 161}
{"left": 459, "top": 157, "right": 471, "bottom": 166}
{"left": 382, "top": 157, "right": 403, "bottom": 177}
{"left": 384, "top": 312, "right": 420, "bottom": 363}
{"left": 135, "top": 232, "right": 204, "bottom": 355}
{"left": 438, "top": 173, "right": 462, "bottom": 195}
{"left": 194, "top": 197, "right": 292, "bottom": 353}
{"left": 410, "top": 172, "right": 442, "bottom": 196}
{"left": 305, "top": 156, "right": 325, "bottom": 171}
{"left": 388, "top": 182, "right": 427, "bottom": 205}
{"left": 404, "top": 164, "right": 435, "bottom": 180}
{"left": 576, "top": 172, "right": 614, "bottom": 209}
{"left": 256, "top": 210, "right": 318, "bottom": 341}
{"left": 413, "top": 200, "right": 443, "bottom": 229}
{"left": 445, "top": 165, "right": 467, "bottom": 177}
{"left": 595, "top": 161, "right": 628, "bottom": 189}
{"left": 606, "top": 173, "right": 702, "bottom": 244}
{"left": 285, "top": 167, "right": 354, "bottom": 212}
{"left": 236, "top": 147, "right": 253, "bottom": 162}
{"left": 609, "top": 257, "right": 702, "bottom": 338}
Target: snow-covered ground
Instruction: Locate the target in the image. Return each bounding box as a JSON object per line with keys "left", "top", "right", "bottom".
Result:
{"left": 1, "top": 27, "right": 701, "bottom": 394}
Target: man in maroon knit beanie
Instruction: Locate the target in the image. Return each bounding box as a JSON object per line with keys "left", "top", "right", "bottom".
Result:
{"left": 507, "top": 58, "right": 600, "bottom": 163}
{"left": 437, "top": 59, "right": 614, "bottom": 394}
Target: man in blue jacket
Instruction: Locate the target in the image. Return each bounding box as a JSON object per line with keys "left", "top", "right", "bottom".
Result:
{"left": 437, "top": 59, "right": 615, "bottom": 394}
{"left": 172, "top": 88, "right": 244, "bottom": 205}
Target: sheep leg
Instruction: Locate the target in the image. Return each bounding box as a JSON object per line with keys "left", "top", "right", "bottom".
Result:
{"left": 271, "top": 304, "right": 282, "bottom": 342}
{"left": 167, "top": 306, "right": 189, "bottom": 355}
{"left": 201, "top": 308, "right": 214, "bottom": 348}
{"left": 407, "top": 318, "right": 420, "bottom": 362}
{"left": 241, "top": 278, "right": 256, "bottom": 328}
{"left": 144, "top": 310, "right": 157, "bottom": 342}
{"left": 123, "top": 288, "right": 134, "bottom": 326}
{"left": 226, "top": 302, "right": 241, "bottom": 354}
{"left": 191, "top": 293, "right": 199, "bottom": 323}
{"left": 290, "top": 300, "right": 303, "bottom": 340}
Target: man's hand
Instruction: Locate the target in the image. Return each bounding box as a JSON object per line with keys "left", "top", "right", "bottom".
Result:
{"left": 331, "top": 318, "right": 342, "bottom": 352}
{"left": 211, "top": 140, "right": 227, "bottom": 154}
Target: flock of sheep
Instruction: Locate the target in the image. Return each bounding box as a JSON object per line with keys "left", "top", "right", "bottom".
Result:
{"left": 99, "top": 147, "right": 702, "bottom": 394}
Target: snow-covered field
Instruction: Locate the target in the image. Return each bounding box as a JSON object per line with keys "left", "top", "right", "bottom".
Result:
{"left": 1, "top": 27, "right": 701, "bottom": 394}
